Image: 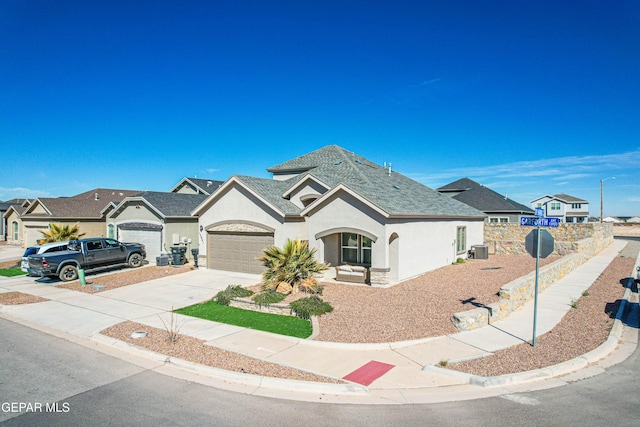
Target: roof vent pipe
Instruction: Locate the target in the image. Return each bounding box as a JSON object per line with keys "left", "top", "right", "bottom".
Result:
{"left": 95, "top": 193, "right": 99, "bottom": 200}
{"left": 387, "top": 162, "right": 392, "bottom": 176}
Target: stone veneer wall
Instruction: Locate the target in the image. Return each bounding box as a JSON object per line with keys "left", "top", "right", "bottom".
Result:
{"left": 451, "top": 229, "right": 614, "bottom": 331}
{"left": 484, "top": 222, "right": 613, "bottom": 255}
{"left": 229, "top": 298, "right": 293, "bottom": 316}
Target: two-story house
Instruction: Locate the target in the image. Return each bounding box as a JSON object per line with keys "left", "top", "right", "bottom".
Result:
{"left": 530, "top": 194, "right": 589, "bottom": 223}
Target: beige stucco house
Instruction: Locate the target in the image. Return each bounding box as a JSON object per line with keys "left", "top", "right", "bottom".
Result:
{"left": 7, "top": 189, "right": 138, "bottom": 247}
{"left": 3, "top": 200, "right": 31, "bottom": 245}
{"left": 192, "top": 146, "right": 486, "bottom": 286}
{"left": 106, "top": 190, "right": 210, "bottom": 262}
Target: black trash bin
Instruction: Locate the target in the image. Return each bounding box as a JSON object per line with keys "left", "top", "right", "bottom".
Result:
{"left": 191, "top": 248, "right": 199, "bottom": 267}
{"left": 170, "top": 245, "right": 187, "bottom": 266}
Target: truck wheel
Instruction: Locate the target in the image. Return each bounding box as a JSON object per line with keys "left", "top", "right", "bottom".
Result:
{"left": 59, "top": 265, "right": 79, "bottom": 282}
{"left": 128, "top": 253, "right": 143, "bottom": 268}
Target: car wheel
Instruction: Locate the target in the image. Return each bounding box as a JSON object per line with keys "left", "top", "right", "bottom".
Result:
{"left": 59, "top": 265, "right": 78, "bottom": 282}
{"left": 128, "top": 253, "right": 143, "bottom": 268}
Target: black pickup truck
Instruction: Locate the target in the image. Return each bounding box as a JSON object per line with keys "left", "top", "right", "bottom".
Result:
{"left": 27, "top": 238, "right": 146, "bottom": 281}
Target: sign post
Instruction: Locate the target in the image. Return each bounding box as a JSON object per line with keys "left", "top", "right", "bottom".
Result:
{"left": 521, "top": 214, "right": 557, "bottom": 347}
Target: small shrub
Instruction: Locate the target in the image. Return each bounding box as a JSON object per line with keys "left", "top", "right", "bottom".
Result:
{"left": 252, "top": 290, "right": 286, "bottom": 307}
{"left": 289, "top": 295, "right": 333, "bottom": 320}
{"left": 570, "top": 298, "right": 578, "bottom": 309}
{"left": 582, "top": 291, "right": 589, "bottom": 297}
{"left": 214, "top": 285, "right": 254, "bottom": 306}
{"left": 158, "top": 306, "right": 183, "bottom": 343}
{"left": 299, "top": 282, "right": 324, "bottom": 295}
{"left": 439, "top": 359, "right": 449, "bottom": 367}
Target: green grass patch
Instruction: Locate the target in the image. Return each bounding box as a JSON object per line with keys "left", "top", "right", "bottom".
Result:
{"left": 175, "top": 300, "right": 312, "bottom": 338}
{"left": 0, "top": 268, "right": 28, "bottom": 277}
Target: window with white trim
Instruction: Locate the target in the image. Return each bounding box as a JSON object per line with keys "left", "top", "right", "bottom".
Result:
{"left": 12, "top": 221, "right": 18, "bottom": 241}
{"left": 456, "top": 226, "right": 466, "bottom": 254}
{"left": 341, "top": 233, "right": 372, "bottom": 265}
{"left": 489, "top": 217, "right": 509, "bottom": 223}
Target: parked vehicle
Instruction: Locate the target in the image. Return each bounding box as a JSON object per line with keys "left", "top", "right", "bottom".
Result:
{"left": 21, "top": 241, "right": 69, "bottom": 274}
{"left": 27, "top": 238, "right": 146, "bottom": 281}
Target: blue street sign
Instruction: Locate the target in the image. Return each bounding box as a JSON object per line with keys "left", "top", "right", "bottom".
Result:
{"left": 534, "top": 208, "right": 544, "bottom": 218}
{"left": 520, "top": 216, "right": 560, "bottom": 227}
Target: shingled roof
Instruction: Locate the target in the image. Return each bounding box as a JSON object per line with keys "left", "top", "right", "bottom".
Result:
{"left": 438, "top": 178, "right": 533, "bottom": 214}
{"left": 21, "top": 189, "right": 139, "bottom": 219}
{"left": 170, "top": 178, "right": 224, "bottom": 195}
{"left": 119, "top": 191, "right": 208, "bottom": 217}
{"left": 267, "top": 145, "right": 485, "bottom": 218}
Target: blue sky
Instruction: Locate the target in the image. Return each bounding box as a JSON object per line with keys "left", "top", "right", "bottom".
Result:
{"left": 1, "top": 1, "right": 639, "bottom": 216}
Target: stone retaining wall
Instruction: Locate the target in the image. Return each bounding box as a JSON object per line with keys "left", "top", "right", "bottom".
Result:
{"left": 484, "top": 222, "right": 613, "bottom": 255}
{"left": 451, "top": 234, "right": 613, "bottom": 331}
{"left": 229, "top": 298, "right": 293, "bottom": 316}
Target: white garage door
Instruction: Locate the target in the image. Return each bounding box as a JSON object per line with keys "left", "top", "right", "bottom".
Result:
{"left": 25, "top": 227, "right": 48, "bottom": 246}
{"left": 208, "top": 232, "right": 273, "bottom": 274}
{"left": 119, "top": 227, "right": 162, "bottom": 262}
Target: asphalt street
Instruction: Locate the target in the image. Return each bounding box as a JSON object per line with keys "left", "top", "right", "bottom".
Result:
{"left": 1, "top": 317, "right": 638, "bottom": 426}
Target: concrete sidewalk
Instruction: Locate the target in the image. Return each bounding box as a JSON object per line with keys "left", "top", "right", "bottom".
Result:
{"left": 1, "top": 240, "right": 638, "bottom": 404}
{"left": 0, "top": 244, "right": 24, "bottom": 262}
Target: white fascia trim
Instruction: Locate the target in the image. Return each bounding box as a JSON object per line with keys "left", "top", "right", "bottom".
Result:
{"left": 110, "top": 197, "right": 165, "bottom": 219}
{"left": 23, "top": 199, "right": 52, "bottom": 216}
{"left": 281, "top": 173, "right": 331, "bottom": 199}
{"left": 101, "top": 202, "right": 119, "bottom": 216}
{"left": 299, "top": 184, "right": 389, "bottom": 218}
{"left": 191, "top": 176, "right": 285, "bottom": 217}
{"left": 530, "top": 194, "right": 554, "bottom": 204}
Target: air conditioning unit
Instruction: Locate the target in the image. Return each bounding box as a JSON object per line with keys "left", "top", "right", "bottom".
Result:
{"left": 471, "top": 244, "right": 489, "bottom": 260}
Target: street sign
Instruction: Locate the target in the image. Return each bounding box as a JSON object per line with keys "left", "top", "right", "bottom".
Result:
{"left": 520, "top": 216, "right": 560, "bottom": 227}
{"left": 534, "top": 208, "right": 544, "bottom": 217}
{"left": 525, "top": 229, "right": 554, "bottom": 258}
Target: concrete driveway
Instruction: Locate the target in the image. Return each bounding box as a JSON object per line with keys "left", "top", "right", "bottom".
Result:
{"left": 0, "top": 268, "right": 261, "bottom": 338}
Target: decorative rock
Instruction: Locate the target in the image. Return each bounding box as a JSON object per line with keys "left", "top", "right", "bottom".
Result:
{"left": 275, "top": 281, "right": 293, "bottom": 294}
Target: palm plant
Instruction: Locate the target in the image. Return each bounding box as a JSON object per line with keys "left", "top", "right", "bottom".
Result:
{"left": 38, "top": 223, "right": 85, "bottom": 244}
{"left": 257, "top": 239, "right": 329, "bottom": 294}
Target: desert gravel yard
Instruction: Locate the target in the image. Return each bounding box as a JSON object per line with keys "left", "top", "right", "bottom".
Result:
{"left": 57, "top": 264, "right": 193, "bottom": 293}
{"left": 313, "top": 254, "right": 561, "bottom": 343}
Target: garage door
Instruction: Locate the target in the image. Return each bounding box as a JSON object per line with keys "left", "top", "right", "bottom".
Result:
{"left": 208, "top": 232, "right": 273, "bottom": 274}
{"left": 119, "top": 227, "right": 162, "bottom": 262}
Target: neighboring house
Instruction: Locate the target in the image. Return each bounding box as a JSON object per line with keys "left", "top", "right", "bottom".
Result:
{"left": 0, "top": 199, "right": 25, "bottom": 241}
{"left": 192, "top": 145, "right": 486, "bottom": 286}
{"left": 3, "top": 200, "right": 31, "bottom": 245}
{"left": 0, "top": 200, "right": 7, "bottom": 241}
{"left": 627, "top": 216, "right": 640, "bottom": 224}
{"left": 14, "top": 189, "right": 139, "bottom": 247}
{"left": 531, "top": 194, "right": 589, "bottom": 223}
{"left": 106, "top": 191, "right": 207, "bottom": 262}
{"left": 437, "top": 178, "right": 534, "bottom": 223}
{"left": 170, "top": 177, "right": 224, "bottom": 195}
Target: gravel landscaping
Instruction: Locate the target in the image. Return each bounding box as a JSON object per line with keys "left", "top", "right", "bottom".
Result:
{"left": 447, "top": 252, "right": 636, "bottom": 376}
{"left": 0, "top": 291, "right": 48, "bottom": 305}
{"left": 313, "top": 254, "right": 561, "bottom": 343}
{"left": 57, "top": 265, "right": 193, "bottom": 293}
{"left": 101, "top": 320, "right": 343, "bottom": 384}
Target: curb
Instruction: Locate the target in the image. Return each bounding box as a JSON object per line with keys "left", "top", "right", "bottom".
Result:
{"left": 427, "top": 262, "right": 639, "bottom": 388}
{"left": 90, "top": 333, "right": 369, "bottom": 396}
